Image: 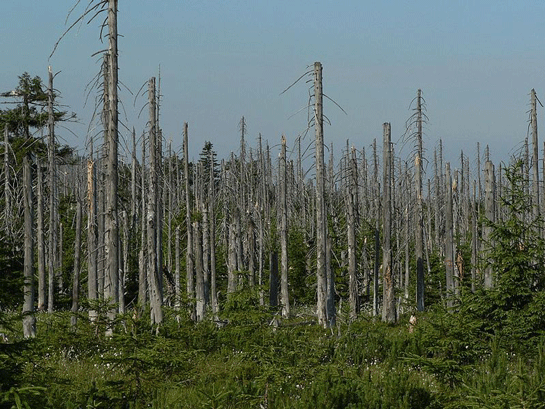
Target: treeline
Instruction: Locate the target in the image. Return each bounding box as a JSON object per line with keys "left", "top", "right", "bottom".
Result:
{"left": 1, "top": 0, "right": 545, "bottom": 339}
{"left": 2, "top": 69, "right": 545, "bottom": 336}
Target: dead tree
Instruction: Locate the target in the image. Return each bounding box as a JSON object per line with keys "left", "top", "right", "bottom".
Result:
{"left": 147, "top": 77, "right": 163, "bottom": 326}
{"left": 280, "top": 135, "right": 290, "bottom": 318}
{"left": 22, "top": 155, "right": 36, "bottom": 338}
{"left": 382, "top": 123, "right": 395, "bottom": 323}
{"left": 483, "top": 160, "right": 496, "bottom": 288}
{"left": 104, "top": 0, "right": 120, "bottom": 333}
{"left": 314, "top": 62, "right": 330, "bottom": 327}
{"left": 47, "top": 67, "right": 57, "bottom": 313}
{"left": 347, "top": 146, "right": 359, "bottom": 320}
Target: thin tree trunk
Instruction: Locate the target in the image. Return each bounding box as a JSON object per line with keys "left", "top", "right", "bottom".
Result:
{"left": 415, "top": 90, "right": 425, "bottom": 312}
{"left": 382, "top": 123, "right": 395, "bottom": 323}
{"left": 483, "top": 160, "right": 496, "bottom": 288}
{"left": 37, "top": 159, "right": 46, "bottom": 311}
{"left": 445, "top": 163, "right": 455, "bottom": 308}
{"left": 147, "top": 77, "right": 163, "bottom": 326}
{"left": 104, "top": 0, "right": 120, "bottom": 334}
{"left": 314, "top": 62, "right": 329, "bottom": 327}
{"left": 347, "top": 146, "right": 359, "bottom": 320}
{"left": 531, "top": 89, "right": 540, "bottom": 221}
{"left": 23, "top": 155, "right": 36, "bottom": 338}
{"left": 280, "top": 135, "right": 290, "bottom": 318}
{"left": 47, "top": 66, "right": 57, "bottom": 314}
{"left": 184, "top": 122, "right": 195, "bottom": 319}
{"left": 87, "top": 146, "right": 98, "bottom": 321}
{"left": 71, "top": 182, "right": 83, "bottom": 328}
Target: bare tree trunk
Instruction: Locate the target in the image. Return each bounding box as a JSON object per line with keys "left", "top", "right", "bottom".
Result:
{"left": 373, "top": 139, "right": 380, "bottom": 316}
{"left": 415, "top": 90, "right": 425, "bottom": 312}
{"left": 184, "top": 122, "right": 195, "bottom": 319}
{"left": 47, "top": 66, "right": 57, "bottom": 314}
{"left": 444, "top": 163, "right": 455, "bottom": 308}
{"left": 382, "top": 123, "right": 395, "bottom": 323}
{"left": 87, "top": 146, "right": 98, "bottom": 321}
{"left": 71, "top": 181, "right": 83, "bottom": 328}
{"left": 175, "top": 226, "right": 181, "bottom": 310}
{"left": 194, "top": 217, "right": 204, "bottom": 320}
{"left": 147, "top": 77, "right": 163, "bottom": 326}
{"left": 483, "top": 160, "right": 496, "bottom": 288}
{"left": 209, "top": 148, "right": 218, "bottom": 317}
{"left": 138, "top": 135, "right": 148, "bottom": 308}
{"left": 23, "top": 155, "right": 36, "bottom": 338}
{"left": 36, "top": 159, "right": 46, "bottom": 311}
{"left": 531, "top": 89, "right": 540, "bottom": 221}
{"left": 279, "top": 135, "right": 290, "bottom": 318}
{"left": 314, "top": 62, "right": 329, "bottom": 328}
{"left": 104, "top": 0, "right": 120, "bottom": 334}
{"left": 347, "top": 146, "right": 359, "bottom": 320}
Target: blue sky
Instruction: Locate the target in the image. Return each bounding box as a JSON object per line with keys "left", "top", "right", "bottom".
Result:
{"left": 2, "top": 1, "right": 545, "bottom": 173}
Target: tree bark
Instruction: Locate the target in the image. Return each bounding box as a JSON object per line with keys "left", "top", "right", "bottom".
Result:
{"left": 36, "top": 159, "right": 46, "bottom": 311}
{"left": 314, "top": 62, "right": 329, "bottom": 328}
{"left": 71, "top": 181, "right": 83, "bottom": 328}
{"left": 483, "top": 160, "right": 496, "bottom": 288}
{"left": 381, "top": 123, "right": 395, "bottom": 323}
{"left": 347, "top": 146, "right": 359, "bottom": 320}
{"left": 23, "top": 155, "right": 36, "bottom": 338}
{"left": 280, "top": 135, "right": 290, "bottom": 318}
{"left": 104, "top": 0, "right": 120, "bottom": 334}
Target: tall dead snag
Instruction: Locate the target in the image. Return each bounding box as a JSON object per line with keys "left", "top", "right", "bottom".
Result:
{"left": 87, "top": 148, "right": 98, "bottom": 322}
{"left": 347, "top": 146, "right": 359, "bottom": 320}
{"left": 47, "top": 67, "right": 57, "bottom": 313}
{"left": 314, "top": 62, "right": 330, "bottom": 327}
{"left": 138, "top": 135, "right": 147, "bottom": 308}
{"left": 184, "top": 122, "right": 195, "bottom": 319}
{"left": 71, "top": 179, "right": 83, "bottom": 328}
{"left": 22, "top": 155, "right": 36, "bottom": 338}
{"left": 209, "top": 147, "right": 218, "bottom": 317}
{"left": 531, "top": 89, "right": 540, "bottom": 221}
{"left": 382, "top": 123, "right": 395, "bottom": 323}
{"left": 280, "top": 135, "right": 290, "bottom": 318}
{"left": 444, "top": 163, "right": 456, "bottom": 308}
{"left": 36, "top": 159, "right": 46, "bottom": 311}
{"left": 414, "top": 89, "right": 425, "bottom": 312}
{"left": 372, "top": 140, "right": 381, "bottom": 316}
{"left": 483, "top": 160, "right": 496, "bottom": 288}
{"left": 104, "top": 0, "right": 119, "bottom": 333}
{"left": 147, "top": 78, "right": 163, "bottom": 326}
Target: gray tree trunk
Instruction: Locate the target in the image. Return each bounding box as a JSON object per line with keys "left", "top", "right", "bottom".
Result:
{"left": 36, "top": 159, "right": 46, "bottom": 311}
{"left": 184, "top": 122, "right": 195, "bottom": 319}
{"left": 147, "top": 77, "right": 163, "bottom": 326}
{"left": 138, "top": 134, "right": 148, "bottom": 308}
{"left": 483, "top": 160, "right": 496, "bottom": 288}
{"left": 280, "top": 135, "right": 290, "bottom": 318}
{"left": 531, "top": 89, "right": 540, "bottom": 221}
{"left": 347, "top": 146, "right": 359, "bottom": 320}
{"left": 104, "top": 0, "right": 120, "bottom": 334}
{"left": 47, "top": 67, "right": 57, "bottom": 314}
{"left": 87, "top": 146, "right": 98, "bottom": 321}
{"left": 381, "top": 123, "right": 395, "bottom": 323}
{"left": 444, "top": 163, "right": 455, "bottom": 308}
{"left": 314, "top": 62, "right": 329, "bottom": 327}
{"left": 71, "top": 181, "right": 83, "bottom": 328}
{"left": 23, "top": 155, "right": 36, "bottom": 338}
{"left": 415, "top": 89, "right": 425, "bottom": 312}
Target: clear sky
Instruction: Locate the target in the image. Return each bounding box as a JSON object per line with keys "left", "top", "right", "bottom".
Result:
{"left": 2, "top": 0, "right": 545, "bottom": 173}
